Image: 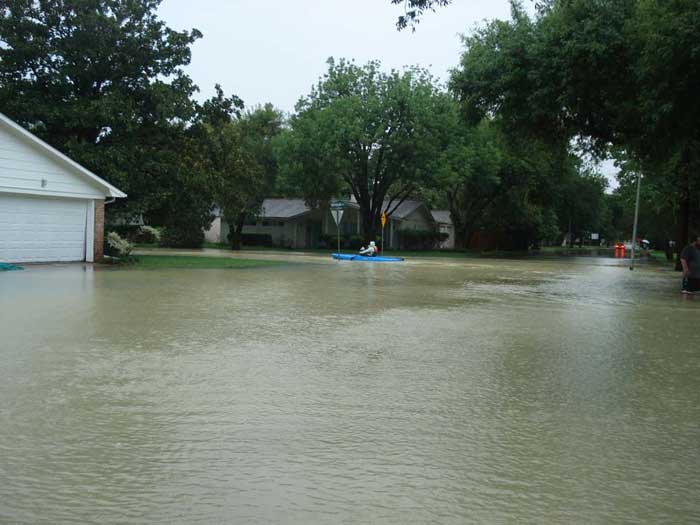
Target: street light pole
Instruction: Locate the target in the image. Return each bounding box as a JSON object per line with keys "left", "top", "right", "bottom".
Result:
{"left": 630, "top": 172, "right": 642, "bottom": 271}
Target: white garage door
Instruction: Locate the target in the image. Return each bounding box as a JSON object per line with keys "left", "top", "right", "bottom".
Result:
{"left": 0, "top": 193, "right": 88, "bottom": 263}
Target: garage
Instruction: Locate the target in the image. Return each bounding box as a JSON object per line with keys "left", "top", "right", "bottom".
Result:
{"left": 0, "top": 112, "right": 125, "bottom": 263}
{"left": 0, "top": 194, "right": 93, "bottom": 263}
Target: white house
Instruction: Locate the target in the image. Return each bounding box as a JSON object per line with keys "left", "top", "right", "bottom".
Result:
{"left": 0, "top": 112, "right": 125, "bottom": 263}
{"left": 431, "top": 210, "right": 455, "bottom": 249}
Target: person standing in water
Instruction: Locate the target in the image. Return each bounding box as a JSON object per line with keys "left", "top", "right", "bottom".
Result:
{"left": 680, "top": 234, "right": 700, "bottom": 293}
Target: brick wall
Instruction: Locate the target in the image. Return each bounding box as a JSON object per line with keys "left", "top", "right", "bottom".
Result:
{"left": 94, "top": 199, "right": 105, "bottom": 261}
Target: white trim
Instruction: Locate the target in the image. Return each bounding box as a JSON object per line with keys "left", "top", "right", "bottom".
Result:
{"left": 0, "top": 112, "right": 126, "bottom": 198}
{"left": 86, "top": 200, "right": 95, "bottom": 262}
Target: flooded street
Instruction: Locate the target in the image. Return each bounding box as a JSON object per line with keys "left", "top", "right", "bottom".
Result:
{"left": 1, "top": 255, "right": 699, "bottom": 523}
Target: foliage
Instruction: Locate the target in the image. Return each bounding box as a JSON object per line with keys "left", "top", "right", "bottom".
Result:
{"left": 195, "top": 100, "right": 284, "bottom": 250}
{"left": 450, "top": 0, "right": 700, "bottom": 261}
{"left": 106, "top": 232, "right": 134, "bottom": 258}
{"left": 0, "top": 0, "right": 225, "bottom": 233}
{"left": 398, "top": 229, "right": 448, "bottom": 250}
{"left": 138, "top": 226, "right": 162, "bottom": 244}
{"left": 159, "top": 223, "right": 205, "bottom": 249}
{"left": 241, "top": 233, "right": 273, "bottom": 247}
{"left": 390, "top": 0, "right": 452, "bottom": 30}
{"left": 276, "top": 58, "right": 454, "bottom": 241}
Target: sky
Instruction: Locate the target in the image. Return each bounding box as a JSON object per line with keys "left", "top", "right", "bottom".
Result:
{"left": 157, "top": 0, "right": 618, "bottom": 189}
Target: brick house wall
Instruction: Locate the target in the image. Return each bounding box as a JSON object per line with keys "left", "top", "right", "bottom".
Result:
{"left": 94, "top": 199, "right": 105, "bottom": 260}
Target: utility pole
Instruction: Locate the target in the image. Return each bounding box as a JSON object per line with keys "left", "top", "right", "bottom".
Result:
{"left": 630, "top": 172, "right": 642, "bottom": 271}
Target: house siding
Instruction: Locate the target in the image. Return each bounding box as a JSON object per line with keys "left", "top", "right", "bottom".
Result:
{"left": 0, "top": 124, "right": 105, "bottom": 199}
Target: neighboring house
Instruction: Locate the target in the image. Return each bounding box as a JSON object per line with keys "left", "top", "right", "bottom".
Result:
{"left": 206, "top": 198, "right": 445, "bottom": 250}
{"left": 206, "top": 199, "right": 324, "bottom": 249}
{"left": 323, "top": 199, "right": 435, "bottom": 250}
{"left": 0, "top": 112, "right": 125, "bottom": 263}
{"left": 431, "top": 210, "right": 455, "bottom": 249}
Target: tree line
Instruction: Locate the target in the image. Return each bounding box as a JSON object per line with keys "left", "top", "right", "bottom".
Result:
{"left": 3, "top": 0, "right": 688, "bottom": 253}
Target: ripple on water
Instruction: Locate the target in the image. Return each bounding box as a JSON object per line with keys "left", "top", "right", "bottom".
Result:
{"left": 1, "top": 259, "right": 699, "bottom": 523}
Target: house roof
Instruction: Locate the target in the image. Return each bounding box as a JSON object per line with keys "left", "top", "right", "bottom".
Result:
{"left": 260, "top": 198, "right": 310, "bottom": 218}
{"left": 0, "top": 112, "right": 126, "bottom": 198}
{"left": 431, "top": 210, "right": 452, "bottom": 225}
{"left": 383, "top": 200, "right": 424, "bottom": 220}
{"left": 250, "top": 197, "right": 438, "bottom": 222}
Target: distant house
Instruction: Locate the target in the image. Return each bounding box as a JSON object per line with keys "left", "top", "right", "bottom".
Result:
{"left": 431, "top": 210, "right": 454, "bottom": 249}
{"left": 206, "top": 197, "right": 445, "bottom": 250}
{"left": 312, "top": 198, "right": 438, "bottom": 250}
{"left": 205, "top": 199, "right": 324, "bottom": 249}
{"left": 0, "top": 112, "right": 125, "bottom": 263}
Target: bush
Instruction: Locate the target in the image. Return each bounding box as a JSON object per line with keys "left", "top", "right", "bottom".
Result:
{"left": 135, "top": 225, "right": 162, "bottom": 244}
{"left": 398, "top": 229, "right": 447, "bottom": 250}
{"left": 241, "top": 233, "right": 273, "bottom": 247}
{"left": 106, "top": 232, "right": 134, "bottom": 258}
{"left": 106, "top": 224, "right": 142, "bottom": 240}
{"left": 159, "top": 225, "right": 205, "bottom": 248}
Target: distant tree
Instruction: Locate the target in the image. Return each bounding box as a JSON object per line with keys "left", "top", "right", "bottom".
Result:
{"left": 195, "top": 100, "right": 285, "bottom": 250}
{"left": 222, "top": 104, "right": 285, "bottom": 250}
{"left": 276, "top": 58, "right": 454, "bottom": 241}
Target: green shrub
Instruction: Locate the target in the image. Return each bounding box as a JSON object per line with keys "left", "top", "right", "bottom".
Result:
{"left": 159, "top": 225, "right": 205, "bottom": 248}
{"left": 134, "top": 225, "right": 162, "bottom": 244}
{"left": 106, "top": 232, "right": 134, "bottom": 258}
{"left": 106, "top": 224, "right": 142, "bottom": 240}
{"left": 241, "top": 233, "right": 273, "bottom": 246}
{"left": 398, "top": 229, "right": 446, "bottom": 250}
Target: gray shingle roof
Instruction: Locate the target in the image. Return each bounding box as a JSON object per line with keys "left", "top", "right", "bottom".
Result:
{"left": 260, "top": 198, "right": 310, "bottom": 218}
{"left": 383, "top": 200, "right": 423, "bottom": 220}
{"left": 431, "top": 210, "right": 452, "bottom": 224}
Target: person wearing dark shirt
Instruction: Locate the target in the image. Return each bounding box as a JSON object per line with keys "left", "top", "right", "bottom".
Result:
{"left": 680, "top": 234, "right": 700, "bottom": 293}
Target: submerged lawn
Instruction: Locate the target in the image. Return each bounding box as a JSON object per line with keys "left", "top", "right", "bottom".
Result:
{"left": 131, "top": 255, "right": 283, "bottom": 269}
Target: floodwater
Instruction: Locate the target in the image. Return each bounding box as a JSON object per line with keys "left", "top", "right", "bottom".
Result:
{"left": 1, "top": 254, "right": 699, "bottom": 523}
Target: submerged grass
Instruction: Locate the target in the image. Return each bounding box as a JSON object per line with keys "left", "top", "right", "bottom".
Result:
{"left": 129, "top": 255, "right": 283, "bottom": 269}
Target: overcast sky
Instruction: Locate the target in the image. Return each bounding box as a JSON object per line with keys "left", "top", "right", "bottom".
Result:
{"left": 157, "top": 0, "right": 617, "bottom": 189}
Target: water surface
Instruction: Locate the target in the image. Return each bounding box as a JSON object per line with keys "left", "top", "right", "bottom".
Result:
{"left": 1, "top": 255, "right": 699, "bottom": 523}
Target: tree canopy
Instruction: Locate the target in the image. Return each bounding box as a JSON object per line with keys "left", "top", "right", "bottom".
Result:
{"left": 450, "top": 0, "right": 700, "bottom": 258}
{"left": 276, "top": 58, "right": 454, "bottom": 240}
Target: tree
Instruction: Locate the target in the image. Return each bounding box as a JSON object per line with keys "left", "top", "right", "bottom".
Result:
{"left": 221, "top": 104, "right": 284, "bottom": 250}
{"left": 276, "top": 58, "right": 453, "bottom": 241}
{"left": 0, "top": 0, "right": 205, "bottom": 222}
{"left": 194, "top": 99, "right": 285, "bottom": 250}
{"left": 390, "top": 0, "right": 452, "bottom": 30}
{"left": 450, "top": 0, "right": 700, "bottom": 265}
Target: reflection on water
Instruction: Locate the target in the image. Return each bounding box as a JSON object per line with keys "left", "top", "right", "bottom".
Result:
{"left": 1, "top": 256, "right": 699, "bottom": 523}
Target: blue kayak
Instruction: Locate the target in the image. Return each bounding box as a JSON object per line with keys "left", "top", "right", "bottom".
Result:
{"left": 332, "top": 253, "right": 403, "bottom": 262}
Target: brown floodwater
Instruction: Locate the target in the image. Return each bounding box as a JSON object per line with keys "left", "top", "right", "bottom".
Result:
{"left": 1, "top": 254, "right": 699, "bottom": 523}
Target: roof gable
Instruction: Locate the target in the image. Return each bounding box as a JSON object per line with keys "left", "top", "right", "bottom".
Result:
{"left": 0, "top": 112, "right": 125, "bottom": 198}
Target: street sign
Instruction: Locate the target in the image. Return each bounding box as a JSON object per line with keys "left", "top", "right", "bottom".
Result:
{"left": 381, "top": 212, "right": 387, "bottom": 227}
{"left": 329, "top": 201, "right": 347, "bottom": 255}
{"left": 591, "top": 233, "right": 599, "bottom": 240}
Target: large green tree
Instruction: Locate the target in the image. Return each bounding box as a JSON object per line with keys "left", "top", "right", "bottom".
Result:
{"left": 216, "top": 104, "right": 284, "bottom": 250}
{"left": 450, "top": 0, "right": 700, "bottom": 263}
{"left": 276, "top": 58, "right": 453, "bottom": 241}
{"left": 0, "top": 0, "right": 205, "bottom": 221}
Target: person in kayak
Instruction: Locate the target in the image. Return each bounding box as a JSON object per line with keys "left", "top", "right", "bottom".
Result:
{"left": 359, "top": 241, "right": 377, "bottom": 256}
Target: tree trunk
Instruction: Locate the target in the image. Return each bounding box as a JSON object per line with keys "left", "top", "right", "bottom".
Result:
{"left": 675, "top": 156, "right": 691, "bottom": 271}
{"left": 229, "top": 212, "right": 246, "bottom": 250}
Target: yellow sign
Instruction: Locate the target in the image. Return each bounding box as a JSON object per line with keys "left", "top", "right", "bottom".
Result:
{"left": 381, "top": 212, "right": 387, "bottom": 227}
